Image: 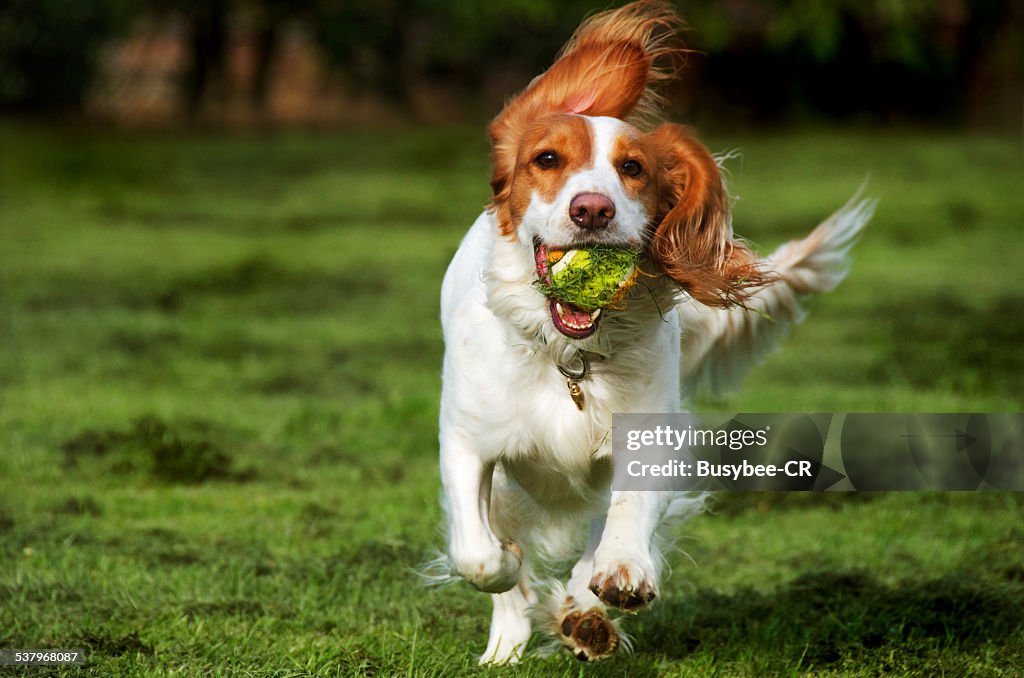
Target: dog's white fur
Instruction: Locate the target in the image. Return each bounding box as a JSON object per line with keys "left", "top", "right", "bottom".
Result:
{"left": 437, "top": 4, "right": 874, "bottom": 666}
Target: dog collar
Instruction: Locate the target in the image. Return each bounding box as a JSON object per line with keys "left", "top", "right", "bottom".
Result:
{"left": 557, "top": 351, "right": 590, "bottom": 411}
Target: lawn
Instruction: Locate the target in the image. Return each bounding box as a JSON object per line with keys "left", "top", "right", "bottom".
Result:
{"left": 1, "top": 121, "right": 1022, "bottom": 676}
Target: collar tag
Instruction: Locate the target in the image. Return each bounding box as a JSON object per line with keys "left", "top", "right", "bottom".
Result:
{"left": 557, "top": 351, "right": 589, "bottom": 412}
{"left": 566, "top": 379, "right": 585, "bottom": 410}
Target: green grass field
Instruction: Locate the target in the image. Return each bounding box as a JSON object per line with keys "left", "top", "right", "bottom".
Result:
{"left": 1, "top": 122, "right": 1022, "bottom": 676}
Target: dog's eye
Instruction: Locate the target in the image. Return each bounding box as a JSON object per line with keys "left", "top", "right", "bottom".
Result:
{"left": 533, "top": 151, "right": 559, "bottom": 169}
{"left": 621, "top": 160, "right": 643, "bottom": 177}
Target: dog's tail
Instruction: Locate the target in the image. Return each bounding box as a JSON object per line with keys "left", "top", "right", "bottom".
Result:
{"left": 677, "top": 191, "right": 876, "bottom": 398}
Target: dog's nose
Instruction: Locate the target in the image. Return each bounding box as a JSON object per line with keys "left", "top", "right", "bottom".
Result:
{"left": 569, "top": 193, "right": 615, "bottom": 229}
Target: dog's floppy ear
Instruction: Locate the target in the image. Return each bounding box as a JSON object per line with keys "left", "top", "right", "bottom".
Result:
{"left": 646, "top": 124, "right": 772, "bottom": 307}
{"left": 488, "top": 1, "right": 683, "bottom": 236}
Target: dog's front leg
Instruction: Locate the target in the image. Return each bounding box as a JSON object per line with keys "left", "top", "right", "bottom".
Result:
{"left": 441, "top": 439, "right": 522, "bottom": 593}
{"left": 588, "top": 490, "right": 666, "bottom": 611}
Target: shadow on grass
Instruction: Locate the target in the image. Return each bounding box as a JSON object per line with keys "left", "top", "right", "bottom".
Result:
{"left": 635, "top": 569, "right": 1024, "bottom": 671}
{"left": 23, "top": 255, "right": 394, "bottom": 315}
{"left": 870, "top": 292, "right": 1024, "bottom": 396}
{"left": 710, "top": 491, "right": 885, "bottom": 517}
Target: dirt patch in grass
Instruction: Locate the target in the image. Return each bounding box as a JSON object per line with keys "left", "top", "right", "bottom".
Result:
{"left": 106, "top": 328, "right": 183, "bottom": 357}
{"left": 181, "top": 599, "right": 267, "bottom": 620}
{"left": 53, "top": 496, "right": 104, "bottom": 516}
{"left": 61, "top": 416, "right": 239, "bottom": 483}
{"left": 0, "top": 509, "right": 14, "bottom": 533}
{"left": 298, "top": 501, "right": 341, "bottom": 538}
{"left": 153, "top": 548, "right": 204, "bottom": 566}
{"left": 77, "top": 630, "right": 153, "bottom": 657}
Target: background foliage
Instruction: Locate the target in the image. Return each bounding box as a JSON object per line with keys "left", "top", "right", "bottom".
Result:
{"left": 0, "top": 0, "right": 130, "bottom": 108}
{"left": 1, "top": 0, "right": 1021, "bottom": 128}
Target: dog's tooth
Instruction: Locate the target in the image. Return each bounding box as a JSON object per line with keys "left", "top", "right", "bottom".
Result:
{"left": 590, "top": 309, "right": 601, "bottom": 321}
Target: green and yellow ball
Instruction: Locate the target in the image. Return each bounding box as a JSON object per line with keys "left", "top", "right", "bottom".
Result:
{"left": 535, "top": 245, "right": 639, "bottom": 311}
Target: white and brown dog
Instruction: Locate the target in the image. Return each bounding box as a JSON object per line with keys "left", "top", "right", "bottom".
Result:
{"left": 438, "top": 0, "right": 873, "bottom": 664}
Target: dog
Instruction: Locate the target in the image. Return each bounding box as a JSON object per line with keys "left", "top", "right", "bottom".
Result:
{"left": 437, "top": 0, "right": 873, "bottom": 664}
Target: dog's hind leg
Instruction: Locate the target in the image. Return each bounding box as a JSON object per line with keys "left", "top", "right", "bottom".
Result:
{"left": 479, "top": 576, "right": 535, "bottom": 665}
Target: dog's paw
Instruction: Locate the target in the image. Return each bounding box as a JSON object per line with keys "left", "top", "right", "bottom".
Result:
{"left": 559, "top": 608, "right": 618, "bottom": 661}
{"left": 456, "top": 540, "right": 523, "bottom": 593}
{"left": 588, "top": 556, "right": 658, "bottom": 612}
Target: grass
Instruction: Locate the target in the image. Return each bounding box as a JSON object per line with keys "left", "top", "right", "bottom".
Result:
{"left": 0, "top": 120, "right": 1022, "bottom": 676}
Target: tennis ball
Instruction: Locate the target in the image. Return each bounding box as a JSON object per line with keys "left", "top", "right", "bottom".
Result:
{"left": 536, "top": 246, "right": 639, "bottom": 311}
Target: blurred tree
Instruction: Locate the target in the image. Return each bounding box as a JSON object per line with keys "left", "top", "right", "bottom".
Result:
{"left": 310, "top": 0, "right": 602, "bottom": 105}
{"left": 682, "top": 0, "right": 1023, "bottom": 126}
{"left": 0, "top": 0, "right": 130, "bottom": 110}
{"left": 143, "top": 0, "right": 313, "bottom": 118}
{"left": 134, "top": 0, "right": 228, "bottom": 118}
{"left": 171, "top": 0, "right": 228, "bottom": 117}
{"left": 185, "top": 0, "right": 227, "bottom": 117}
{"left": 249, "top": 0, "right": 300, "bottom": 107}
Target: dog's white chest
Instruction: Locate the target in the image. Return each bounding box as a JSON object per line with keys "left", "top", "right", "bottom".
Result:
{"left": 501, "top": 354, "right": 614, "bottom": 463}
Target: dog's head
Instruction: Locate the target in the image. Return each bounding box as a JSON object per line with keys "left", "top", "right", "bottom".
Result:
{"left": 486, "top": 1, "right": 768, "bottom": 339}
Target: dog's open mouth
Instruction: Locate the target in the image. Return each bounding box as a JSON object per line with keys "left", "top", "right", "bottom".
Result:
{"left": 534, "top": 240, "right": 602, "bottom": 339}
